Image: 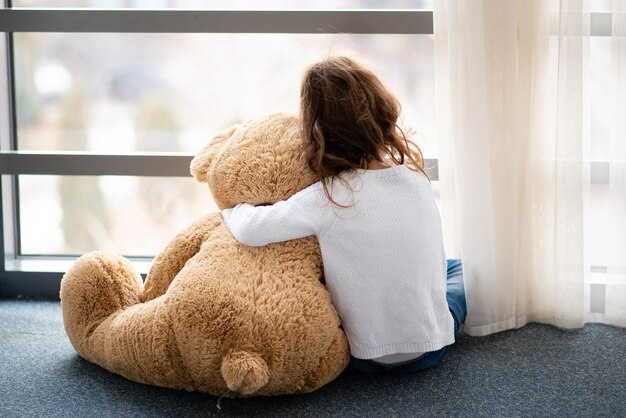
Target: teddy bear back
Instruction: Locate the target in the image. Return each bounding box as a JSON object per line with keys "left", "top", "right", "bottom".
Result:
{"left": 167, "top": 231, "right": 348, "bottom": 396}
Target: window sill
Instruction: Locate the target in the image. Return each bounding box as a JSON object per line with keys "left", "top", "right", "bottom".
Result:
{"left": 2, "top": 257, "right": 153, "bottom": 300}
{"left": 5, "top": 256, "right": 152, "bottom": 275}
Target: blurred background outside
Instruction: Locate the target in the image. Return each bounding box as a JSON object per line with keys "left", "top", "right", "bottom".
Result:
{"left": 12, "top": 0, "right": 437, "bottom": 256}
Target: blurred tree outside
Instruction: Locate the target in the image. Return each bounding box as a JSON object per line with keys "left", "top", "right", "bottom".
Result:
{"left": 58, "top": 90, "right": 110, "bottom": 253}
{"left": 14, "top": 34, "right": 40, "bottom": 130}
{"left": 134, "top": 97, "right": 188, "bottom": 227}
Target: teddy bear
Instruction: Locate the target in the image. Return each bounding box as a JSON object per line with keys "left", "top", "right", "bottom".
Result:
{"left": 60, "top": 113, "right": 351, "bottom": 397}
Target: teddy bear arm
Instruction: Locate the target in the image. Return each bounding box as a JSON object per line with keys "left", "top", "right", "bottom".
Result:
{"left": 141, "top": 213, "right": 222, "bottom": 302}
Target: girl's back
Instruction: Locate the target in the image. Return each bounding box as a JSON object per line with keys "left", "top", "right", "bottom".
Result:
{"left": 302, "top": 165, "right": 453, "bottom": 359}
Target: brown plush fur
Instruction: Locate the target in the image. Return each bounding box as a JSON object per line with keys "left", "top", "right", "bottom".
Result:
{"left": 60, "top": 114, "right": 351, "bottom": 397}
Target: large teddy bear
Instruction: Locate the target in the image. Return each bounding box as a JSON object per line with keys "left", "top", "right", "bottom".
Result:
{"left": 60, "top": 113, "right": 351, "bottom": 397}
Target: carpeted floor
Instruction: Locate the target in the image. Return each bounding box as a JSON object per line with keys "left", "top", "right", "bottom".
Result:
{"left": 1, "top": 300, "right": 624, "bottom": 417}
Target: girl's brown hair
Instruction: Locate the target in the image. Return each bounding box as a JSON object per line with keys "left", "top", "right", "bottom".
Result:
{"left": 300, "top": 56, "right": 427, "bottom": 205}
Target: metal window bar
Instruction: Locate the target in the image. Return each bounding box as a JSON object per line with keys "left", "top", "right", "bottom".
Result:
{"left": 0, "top": 152, "right": 440, "bottom": 178}
{"left": 0, "top": 9, "right": 434, "bottom": 33}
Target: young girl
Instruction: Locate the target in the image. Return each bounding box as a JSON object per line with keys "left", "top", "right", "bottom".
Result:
{"left": 222, "top": 56, "right": 466, "bottom": 373}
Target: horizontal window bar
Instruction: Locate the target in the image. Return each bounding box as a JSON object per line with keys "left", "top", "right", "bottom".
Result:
{"left": 0, "top": 9, "right": 434, "bottom": 34}
{"left": 590, "top": 265, "right": 607, "bottom": 273}
{"left": 550, "top": 12, "right": 617, "bottom": 37}
{"left": 0, "top": 151, "right": 440, "bottom": 179}
{"left": 5, "top": 256, "right": 152, "bottom": 274}
{"left": 0, "top": 151, "right": 193, "bottom": 176}
{"left": 0, "top": 152, "right": 616, "bottom": 184}
{"left": 3, "top": 257, "right": 152, "bottom": 299}
{"left": 1, "top": 10, "right": 613, "bottom": 36}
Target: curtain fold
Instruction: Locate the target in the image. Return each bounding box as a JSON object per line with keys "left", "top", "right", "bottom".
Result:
{"left": 435, "top": 0, "right": 626, "bottom": 335}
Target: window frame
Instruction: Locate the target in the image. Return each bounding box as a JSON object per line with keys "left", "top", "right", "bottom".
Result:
{"left": 0, "top": 7, "right": 436, "bottom": 298}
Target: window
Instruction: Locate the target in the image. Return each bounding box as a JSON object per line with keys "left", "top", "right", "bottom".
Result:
{"left": 0, "top": 3, "right": 437, "bottom": 297}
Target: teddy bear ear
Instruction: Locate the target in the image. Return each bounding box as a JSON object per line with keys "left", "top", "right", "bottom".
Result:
{"left": 190, "top": 124, "right": 239, "bottom": 183}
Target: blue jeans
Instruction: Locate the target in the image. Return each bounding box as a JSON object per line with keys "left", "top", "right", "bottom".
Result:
{"left": 349, "top": 259, "right": 467, "bottom": 374}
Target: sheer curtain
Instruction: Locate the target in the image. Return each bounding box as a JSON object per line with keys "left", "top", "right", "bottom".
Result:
{"left": 606, "top": 1, "right": 626, "bottom": 325}
{"left": 434, "top": 0, "right": 626, "bottom": 336}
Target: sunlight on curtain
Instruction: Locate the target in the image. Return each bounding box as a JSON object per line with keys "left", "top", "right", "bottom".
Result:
{"left": 434, "top": 0, "right": 626, "bottom": 336}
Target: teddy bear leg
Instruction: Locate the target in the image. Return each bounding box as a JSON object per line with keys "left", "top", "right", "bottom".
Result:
{"left": 141, "top": 213, "right": 223, "bottom": 303}
{"left": 60, "top": 251, "right": 143, "bottom": 364}
{"left": 300, "top": 329, "right": 351, "bottom": 393}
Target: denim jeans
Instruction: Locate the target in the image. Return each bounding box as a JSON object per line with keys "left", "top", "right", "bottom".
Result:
{"left": 349, "top": 259, "right": 467, "bottom": 374}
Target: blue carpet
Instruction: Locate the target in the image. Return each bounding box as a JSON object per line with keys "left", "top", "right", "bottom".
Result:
{"left": 1, "top": 300, "right": 624, "bottom": 417}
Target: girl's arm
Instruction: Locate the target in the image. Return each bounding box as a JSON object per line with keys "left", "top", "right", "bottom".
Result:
{"left": 222, "top": 183, "right": 329, "bottom": 247}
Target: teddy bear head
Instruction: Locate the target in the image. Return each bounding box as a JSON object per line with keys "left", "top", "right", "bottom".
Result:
{"left": 190, "top": 113, "right": 318, "bottom": 209}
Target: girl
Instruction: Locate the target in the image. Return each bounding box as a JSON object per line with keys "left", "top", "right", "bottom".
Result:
{"left": 222, "top": 56, "right": 466, "bottom": 373}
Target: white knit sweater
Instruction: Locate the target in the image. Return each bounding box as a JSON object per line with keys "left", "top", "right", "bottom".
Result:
{"left": 222, "top": 164, "right": 454, "bottom": 360}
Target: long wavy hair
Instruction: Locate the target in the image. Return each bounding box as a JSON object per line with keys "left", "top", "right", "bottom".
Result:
{"left": 300, "top": 56, "right": 427, "bottom": 206}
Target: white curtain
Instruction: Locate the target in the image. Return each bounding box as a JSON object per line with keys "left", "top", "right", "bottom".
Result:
{"left": 434, "top": 0, "right": 626, "bottom": 336}
{"left": 606, "top": 1, "right": 626, "bottom": 325}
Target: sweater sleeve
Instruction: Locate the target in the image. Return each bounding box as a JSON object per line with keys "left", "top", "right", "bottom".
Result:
{"left": 221, "top": 183, "right": 328, "bottom": 247}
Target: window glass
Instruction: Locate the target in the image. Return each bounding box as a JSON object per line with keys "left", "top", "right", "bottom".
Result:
{"left": 589, "top": 37, "right": 610, "bottom": 161}
{"left": 14, "top": 33, "right": 437, "bottom": 157}
{"left": 585, "top": 35, "right": 611, "bottom": 274}
{"left": 19, "top": 175, "right": 217, "bottom": 256}
{"left": 12, "top": 10, "right": 437, "bottom": 258}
